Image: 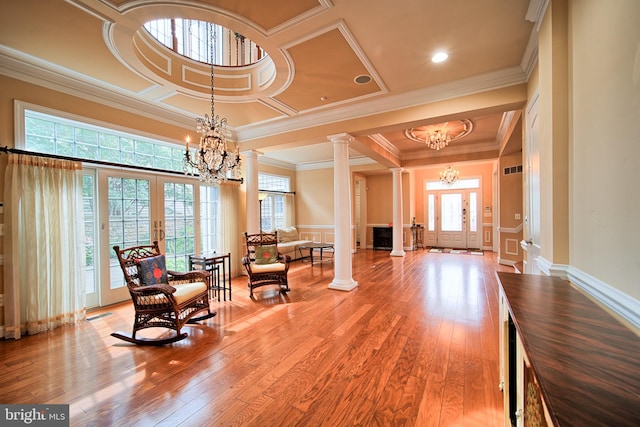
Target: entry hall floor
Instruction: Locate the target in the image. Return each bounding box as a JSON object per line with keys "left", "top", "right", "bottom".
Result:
{"left": 0, "top": 249, "right": 514, "bottom": 426}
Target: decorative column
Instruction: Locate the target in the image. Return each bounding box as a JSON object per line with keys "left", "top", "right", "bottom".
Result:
{"left": 242, "top": 149, "right": 262, "bottom": 234}
{"left": 328, "top": 133, "right": 358, "bottom": 291}
{"left": 390, "top": 167, "right": 406, "bottom": 257}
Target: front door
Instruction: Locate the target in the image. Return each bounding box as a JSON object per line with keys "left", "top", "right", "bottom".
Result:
{"left": 424, "top": 187, "right": 480, "bottom": 249}
{"left": 439, "top": 191, "right": 466, "bottom": 248}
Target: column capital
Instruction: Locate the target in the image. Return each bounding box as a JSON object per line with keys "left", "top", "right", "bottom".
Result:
{"left": 389, "top": 167, "right": 405, "bottom": 174}
{"left": 327, "top": 132, "right": 354, "bottom": 144}
{"left": 240, "top": 149, "right": 263, "bottom": 160}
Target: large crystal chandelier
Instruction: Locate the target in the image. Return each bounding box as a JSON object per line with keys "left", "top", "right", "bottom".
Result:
{"left": 184, "top": 22, "right": 242, "bottom": 185}
{"left": 440, "top": 165, "right": 460, "bottom": 186}
{"left": 425, "top": 129, "right": 451, "bottom": 150}
{"left": 404, "top": 120, "right": 473, "bottom": 151}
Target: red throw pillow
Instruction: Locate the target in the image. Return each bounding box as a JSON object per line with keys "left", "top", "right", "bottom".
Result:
{"left": 255, "top": 245, "right": 278, "bottom": 264}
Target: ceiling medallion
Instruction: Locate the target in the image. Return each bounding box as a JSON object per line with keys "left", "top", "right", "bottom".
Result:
{"left": 404, "top": 119, "right": 474, "bottom": 151}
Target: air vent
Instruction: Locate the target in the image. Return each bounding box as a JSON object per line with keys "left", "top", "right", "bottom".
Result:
{"left": 503, "top": 165, "right": 523, "bottom": 175}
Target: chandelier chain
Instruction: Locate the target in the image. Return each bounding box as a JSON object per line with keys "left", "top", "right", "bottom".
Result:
{"left": 183, "top": 22, "right": 242, "bottom": 185}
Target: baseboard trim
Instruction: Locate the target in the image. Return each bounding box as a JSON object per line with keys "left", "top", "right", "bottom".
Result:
{"left": 567, "top": 266, "right": 640, "bottom": 332}
{"left": 498, "top": 258, "right": 516, "bottom": 267}
{"left": 537, "top": 257, "right": 640, "bottom": 332}
{"left": 536, "top": 256, "right": 569, "bottom": 279}
{"left": 535, "top": 257, "right": 640, "bottom": 335}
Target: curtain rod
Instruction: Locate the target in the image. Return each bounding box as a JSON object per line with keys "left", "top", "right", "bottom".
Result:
{"left": 258, "top": 189, "right": 296, "bottom": 195}
{"left": 0, "top": 146, "right": 244, "bottom": 183}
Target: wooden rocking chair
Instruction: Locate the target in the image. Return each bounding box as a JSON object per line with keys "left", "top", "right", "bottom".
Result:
{"left": 111, "top": 241, "right": 216, "bottom": 345}
{"left": 242, "top": 232, "right": 291, "bottom": 298}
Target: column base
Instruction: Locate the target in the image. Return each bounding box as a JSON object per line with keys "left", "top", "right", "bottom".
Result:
{"left": 390, "top": 250, "right": 406, "bottom": 257}
{"left": 328, "top": 279, "right": 358, "bottom": 291}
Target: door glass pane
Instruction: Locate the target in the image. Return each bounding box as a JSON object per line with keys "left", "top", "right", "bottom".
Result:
{"left": 470, "top": 191, "right": 477, "bottom": 232}
{"left": 441, "top": 193, "right": 462, "bottom": 231}
{"left": 108, "top": 177, "right": 151, "bottom": 289}
{"left": 83, "top": 174, "right": 97, "bottom": 297}
{"left": 200, "top": 186, "right": 219, "bottom": 254}
{"left": 164, "top": 182, "right": 195, "bottom": 272}
{"left": 428, "top": 194, "right": 435, "bottom": 231}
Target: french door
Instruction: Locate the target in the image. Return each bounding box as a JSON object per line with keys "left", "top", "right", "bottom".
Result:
{"left": 424, "top": 189, "right": 480, "bottom": 249}
{"left": 84, "top": 169, "right": 199, "bottom": 307}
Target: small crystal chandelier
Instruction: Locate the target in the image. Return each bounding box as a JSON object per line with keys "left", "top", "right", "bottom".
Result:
{"left": 184, "top": 22, "right": 242, "bottom": 185}
{"left": 425, "top": 129, "right": 451, "bottom": 150}
{"left": 440, "top": 165, "right": 459, "bottom": 186}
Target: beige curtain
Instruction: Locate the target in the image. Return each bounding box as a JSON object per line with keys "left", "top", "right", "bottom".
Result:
{"left": 219, "top": 182, "right": 242, "bottom": 276}
{"left": 284, "top": 192, "right": 295, "bottom": 228}
{"left": 3, "top": 154, "right": 86, "bottom": 339}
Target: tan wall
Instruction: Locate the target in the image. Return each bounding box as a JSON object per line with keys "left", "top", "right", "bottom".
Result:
{"left": 538, "top": 1, "right": 570, "bottom": 264}
{"left": 296, "top": 168, "right": 334, "bottom": 226}
{"left": 365, "top": 174, "right": 393, "bottom": 224}
{"left": 361, "top": 172, "right": 413, "bottom": 248}
{"left": 498, "top": 152, "right": 524, "bottom": 264}
{"left": 567, "top": 0, "right": 640, "bottom": 302}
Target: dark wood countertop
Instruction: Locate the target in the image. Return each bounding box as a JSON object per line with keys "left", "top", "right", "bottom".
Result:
{"left": 496, "top": 272, "right": 640, "bottom": 426}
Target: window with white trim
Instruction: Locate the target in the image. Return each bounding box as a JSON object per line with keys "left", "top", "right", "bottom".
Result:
{"left": 426, "top": 178, "right": 480, "bottom": 191}
{"left": 258, "top": 173, "right": 291, "bottom": 231}
{"left": 24, "top": 110, "right": 185, "bottom": 172}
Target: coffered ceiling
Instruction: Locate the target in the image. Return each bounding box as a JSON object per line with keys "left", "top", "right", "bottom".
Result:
{"left": 0, "top": 0, "right": 540, "bottom": 170}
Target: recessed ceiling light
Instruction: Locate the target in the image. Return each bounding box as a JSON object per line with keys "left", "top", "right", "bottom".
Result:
{"left": 354, "top": 74, "right": 372, "bottom": 84}
{"left": 432, "top": 52, "right": 448, "bottom": 63}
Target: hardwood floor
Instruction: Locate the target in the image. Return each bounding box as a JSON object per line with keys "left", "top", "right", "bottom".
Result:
{"left": 0, "top": 249, "right": 514, "bottom": 426}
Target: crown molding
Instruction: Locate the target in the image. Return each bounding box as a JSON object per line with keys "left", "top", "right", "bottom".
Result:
{"left": 367, "top": 134, "right": 400, "bottom": 158}
{"left": 0, "top": 46, "right": 194, "bottom": 130}
{"left": 0, "top": 44, "right": 529, "bottom": 149}
{"left": 258, "top": 155, "right": 296, "bottom": 170}
{"left": 293, "top": 155, "right": 375, "bottom": 171}
{"left": 526, "top": 0, "right": 551, "bottom": 31}
{"left": 235, "top": 66, "right": 528, "bottom": 142}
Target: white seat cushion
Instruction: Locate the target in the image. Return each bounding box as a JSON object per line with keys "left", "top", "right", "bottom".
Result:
{"left": 172, "top": 282, "right": 208, "bottom": 305}
{"left": 251, "top": 262, "right": 286, "bottom": 273}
